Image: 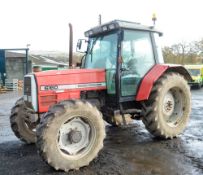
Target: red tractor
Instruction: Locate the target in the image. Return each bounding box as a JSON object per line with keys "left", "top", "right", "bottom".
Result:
{"left": 10, "top": 20, "right": 191, "bottom": 172}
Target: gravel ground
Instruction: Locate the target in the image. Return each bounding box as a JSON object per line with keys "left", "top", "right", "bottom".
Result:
{"left": 0, "top": 89, "right": 203, "bottom": 175}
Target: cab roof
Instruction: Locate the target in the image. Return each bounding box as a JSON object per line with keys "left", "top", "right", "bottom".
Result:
{"left": 85, "top": 19, "right": 162, "bottom": 37}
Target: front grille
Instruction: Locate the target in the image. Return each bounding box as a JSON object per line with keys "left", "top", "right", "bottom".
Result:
{"left": 24, "top": 77, "right": 31, "bottom": 96}
{"left": 40, "top": 95, "right": 57, "bottom": 106}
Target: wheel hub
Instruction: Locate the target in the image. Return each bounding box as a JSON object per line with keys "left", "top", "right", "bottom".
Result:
{"left": 68, "top": 130, "right": 82, "bottom": 143}
{"left": 163, "top": 92, "right": 175, "bottom": 116}
{"left": 162, "top": 88, "right": 185, "bottom": 127}
{"left": 165, "top": 100, "right": 173, "bottom": 112}
{"left": 58, "top": 117, "right": 91, "bottom": 155}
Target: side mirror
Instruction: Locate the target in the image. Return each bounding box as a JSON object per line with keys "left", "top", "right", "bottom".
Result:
{"left": 76, "top": 39, "right": 88, "bottom": 53}
{"left": 77, "top": 40, "right": 82, "bottom": 50}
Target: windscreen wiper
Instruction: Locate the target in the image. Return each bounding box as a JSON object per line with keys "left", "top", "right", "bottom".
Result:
{"left": 89, "top": 37, "right": 99, "bottom": 62}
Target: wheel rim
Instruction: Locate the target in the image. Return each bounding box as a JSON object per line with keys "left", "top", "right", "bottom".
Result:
{"left": 162, "top": 88, "right": 185, "bottom": 127}
{"left": 58, "top": 117, "right": 96, "bottom": 156}
{"left": 19, "top": 113, "right": 37, "bottom": 135}
{"left": 22, "top": 113, "right": 37, "bottom": 134}
{"left": 24, "top": 121, "right": 36, "bottom": 133}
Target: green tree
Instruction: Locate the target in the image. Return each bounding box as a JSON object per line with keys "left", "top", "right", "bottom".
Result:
{"left": 162, "top": 40, "right": 203, "bottom": 65}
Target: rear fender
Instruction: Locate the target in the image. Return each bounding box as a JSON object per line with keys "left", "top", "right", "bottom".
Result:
{"left": 136, "top": 64, "right": 192, "bottom": 101}
{"left": 166, "top": 66, "right": 192, "bottom": 82}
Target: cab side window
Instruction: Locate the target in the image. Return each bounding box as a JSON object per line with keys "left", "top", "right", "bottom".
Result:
{"left": 122, "top": 30, "right": 155, "bottom": 76}
{"left": 121, "top": 30, "right": 155, "bottom": 96}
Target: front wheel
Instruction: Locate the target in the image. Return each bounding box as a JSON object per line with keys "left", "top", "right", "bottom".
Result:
{"left": 36, "top": 100, "right": 105, "bottom": 172}
{"left": 10, "top": 98, "right": 37, "bottom": 144}
{"left": 142, "top": 73, "right": 191, "bottom": 139}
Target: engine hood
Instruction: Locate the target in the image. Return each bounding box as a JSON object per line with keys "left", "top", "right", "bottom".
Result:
{"left": 34, "top": 69, "right": 106, "bottom": 91}
{"left": 34, "top": 69, "right": 106, "bottom": 113}
{"left": 34, "top": 69, "right": 105, "bottom": 77}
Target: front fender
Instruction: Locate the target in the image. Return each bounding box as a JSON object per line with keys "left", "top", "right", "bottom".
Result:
{"left": 135, "top": 64, "right": 192, "bottom": 101}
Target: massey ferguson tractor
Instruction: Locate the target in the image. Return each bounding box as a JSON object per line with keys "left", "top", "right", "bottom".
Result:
{"left": 10, "top": 20, "right": 192, "bottom": 172}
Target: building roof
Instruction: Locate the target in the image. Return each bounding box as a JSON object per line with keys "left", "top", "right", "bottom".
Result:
{"left": 5, "top": 51, "right": 25, "bottom": 58}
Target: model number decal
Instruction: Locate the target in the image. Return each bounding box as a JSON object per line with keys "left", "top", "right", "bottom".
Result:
{"left": 41, "top": 85, "right": 58, "bottom": 91}
{"left": 40, "top": 82, "right": 106, "bottom": 91}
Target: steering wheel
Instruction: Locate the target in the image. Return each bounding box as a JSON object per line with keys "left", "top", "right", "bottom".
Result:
{"left": 123, "top": 58, "right": 139, "bottom": 76}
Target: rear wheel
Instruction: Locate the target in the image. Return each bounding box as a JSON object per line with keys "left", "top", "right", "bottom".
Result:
{"left": 36, "top": 100, "right": 105, "bottom": 172}
{"left": 10, "top": 98, "right": 37, "bottom": 143}
{"left": 142, "top": 73, "right": 191, "bottom": 139}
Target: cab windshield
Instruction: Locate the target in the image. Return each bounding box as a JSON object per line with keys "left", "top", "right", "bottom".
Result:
{"left": 84, "top": 32, "right": 118, "bottom": 69}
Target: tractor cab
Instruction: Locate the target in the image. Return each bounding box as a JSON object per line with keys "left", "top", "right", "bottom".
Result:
{"left": 77, "top": 20, "right": 164, "bottom": 101}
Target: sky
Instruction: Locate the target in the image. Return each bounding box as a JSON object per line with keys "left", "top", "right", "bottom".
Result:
{"left": 0, "top": 0, "right": 203, "bottom": 52}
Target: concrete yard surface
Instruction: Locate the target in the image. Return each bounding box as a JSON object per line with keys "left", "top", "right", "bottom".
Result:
{"left": 0, "top": 90, "right": 203, "bottom": 175}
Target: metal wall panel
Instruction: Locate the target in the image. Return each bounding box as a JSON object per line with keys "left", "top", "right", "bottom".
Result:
{"left": 0, "top": 50, "right": 6, "bottom": 85}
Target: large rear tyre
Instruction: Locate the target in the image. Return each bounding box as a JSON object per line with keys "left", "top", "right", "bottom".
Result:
{"left": 36, "top": 100, "right": 105, "bottom": 172}
{"left": 142, "top": 73, "right": 191, "bottom": 139}
{"left": 10, "top": 98, "right": 36, "bottom": 144}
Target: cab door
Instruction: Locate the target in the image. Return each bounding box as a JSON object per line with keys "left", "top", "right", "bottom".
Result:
{"left": 120, "top": 30, "right": 155, "bottom": 97}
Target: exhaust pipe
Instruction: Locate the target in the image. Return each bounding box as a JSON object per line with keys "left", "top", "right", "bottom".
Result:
{"left": 98, "top": 14, "right": 102, "bottom": 25}
{"left": 69, "top": 23, "right": 73, "bottom": 68}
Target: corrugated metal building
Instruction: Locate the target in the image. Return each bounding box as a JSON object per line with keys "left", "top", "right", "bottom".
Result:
{"left": 0, "top": 49, "right": 31, "bottom": 85}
